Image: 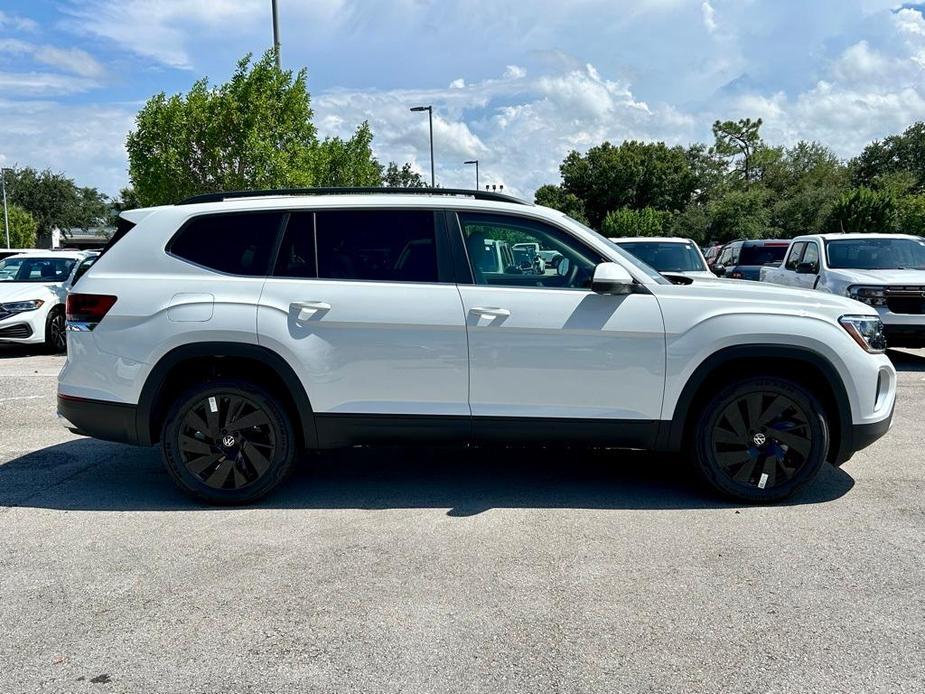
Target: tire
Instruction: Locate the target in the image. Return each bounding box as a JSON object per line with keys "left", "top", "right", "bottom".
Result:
{"left": 161, "top": 379, "right": 296, "bottom": 505}
{"left": 692, "top": 376, "right": 829, "bottom": 503}
{"left": 44, "top": 306, "right": 67, "bottom": 354}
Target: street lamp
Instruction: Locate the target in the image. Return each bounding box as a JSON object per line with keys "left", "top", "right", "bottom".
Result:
{"left": 1, "top": 168, "right": 9, "bottom": 249}
{"left": 464, "top": 160, "right": 479, "bottom": 190}
{"left": 410, "top": 105, "right": 435, "bottom": 187}
{"left": 271, "top": 0, "right": 281, "bottom": 68}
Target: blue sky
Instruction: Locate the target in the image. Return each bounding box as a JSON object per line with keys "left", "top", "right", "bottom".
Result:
{"left": 1, "top": 1, "right": 925, "bottom": 197}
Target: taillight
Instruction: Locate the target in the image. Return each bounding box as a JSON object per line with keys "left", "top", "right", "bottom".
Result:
{"left": 66, "top": 294, "right": 117, "bottom": 330}
{"left": 731, "top": 271, "right": 744, "bottom": 279}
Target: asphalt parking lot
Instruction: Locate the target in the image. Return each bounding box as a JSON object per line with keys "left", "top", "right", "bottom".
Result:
{"left": 1, "top": 346, "right": 923, "bottom": 693}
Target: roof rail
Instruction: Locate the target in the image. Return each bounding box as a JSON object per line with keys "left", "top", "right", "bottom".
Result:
{"left": 176, "top": 186, "right": 531, "bottom": 206}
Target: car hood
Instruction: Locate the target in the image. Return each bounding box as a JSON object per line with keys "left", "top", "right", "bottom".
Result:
{"left": 827, "top": 268, "right": 925, "bottom": 285}
{"left": 0, "top": 282, "right": 61, "bottom": 304}
{"left": 663, "top": 278, "right": 872, "bottom": 317}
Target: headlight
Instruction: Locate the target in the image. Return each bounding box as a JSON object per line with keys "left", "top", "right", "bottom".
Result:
{"left": 847, "top": 285, "right": 887, "bottom": 307}
{"left": 0, "top": 300, "right": 45, "bottom": 314}
{"left": 839, "top": 315, "right": 887, "bottom": 353}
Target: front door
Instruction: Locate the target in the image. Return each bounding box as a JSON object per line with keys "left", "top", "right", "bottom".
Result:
{"left": 257, "top": 208, "right": 469, "bottom": 445}
{"left": 454, "top": 211, "right": 666, "bottom": 445}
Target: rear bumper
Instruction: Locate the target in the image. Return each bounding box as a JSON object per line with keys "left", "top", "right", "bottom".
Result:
{"left": 57, "top": 394, "right": 141, "bottom": 445}
{"left": 834, "top": 405, "right": 894, "bottom": 465}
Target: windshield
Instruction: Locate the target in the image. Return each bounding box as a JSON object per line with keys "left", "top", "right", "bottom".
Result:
{"left": 561, "top": 217, "right": 670, "bottom": 284}
{"left": 616, "top": 241, "right": 706, "bottom": 273}
{"left": 0, "top": 256, "right": 77, "bottom": 283}
{"left": 739, "top": 245, "right": 788, "bottom": 266}
{"left": 825, "top": 237, "right": 925, "bottom": 270}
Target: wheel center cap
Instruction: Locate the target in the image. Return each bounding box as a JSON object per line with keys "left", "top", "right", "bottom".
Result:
{"left": 752, "top": 432, "right": 767, "bottom": 447}
{"left": 221, "top": 433, "right": 237, "bottom": 448}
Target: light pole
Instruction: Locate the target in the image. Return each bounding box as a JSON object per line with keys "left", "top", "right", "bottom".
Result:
{"left": 464, "top": 160, "right": 479, "bottom": 190}
{"left": 1, "top": 168, "right": 9, "bottom": 249}
{"left": 410, "top": 105, "right": 435, "bottom": 187}
{"left": 271, "top": 0, "right": 281, "bottom": 68}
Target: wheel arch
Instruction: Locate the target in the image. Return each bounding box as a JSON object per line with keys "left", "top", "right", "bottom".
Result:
{"left": 136, "top": 342, "right": 317, "bottom": 450}
{"left": 660, "top": 344, "right": 853, "bottom": 465}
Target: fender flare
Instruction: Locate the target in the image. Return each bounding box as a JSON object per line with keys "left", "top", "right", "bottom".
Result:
{"left": 135, "top": 342, "right": 317, "bottom": 449}
{"left": 660, "top": 344, "right": 852, "bottom": 462}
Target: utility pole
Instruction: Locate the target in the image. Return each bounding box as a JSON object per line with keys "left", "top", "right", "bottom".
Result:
{"left": 1, "top": 168, "right": 9, "bottom": 249}
{"left": 271, "top": 0, "right": 281, "bottom": 68}
{"left": 464, "top": 160, "right": 479, "bottom": 190}
{"left": 410, "top": 105, "right": 435, "bottom": 187}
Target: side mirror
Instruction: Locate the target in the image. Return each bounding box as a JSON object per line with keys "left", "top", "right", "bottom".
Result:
{"left": 796, "top": 261, "right": 818, "bottom": 275}
{"left": 592, "top": 262, "right": 635, "bottom": 295}
{"left": 713, "top": 264, "right": 726, "bottom": 276}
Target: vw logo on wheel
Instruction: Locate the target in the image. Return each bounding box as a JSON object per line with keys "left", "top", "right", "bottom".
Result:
{"left": 221, "top": 434, "right": 237, "bottom": 448}
{"left": 752, "top": 432, "right": 767, "bottom": 447}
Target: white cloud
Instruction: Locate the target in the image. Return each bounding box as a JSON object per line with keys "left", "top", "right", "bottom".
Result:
{"left": 0, "top": 40, "right": 104, "bottom": 79}
{"left": 0, "top": 71, "right": 98, "bottom": 96}
{"left": 0, "top": 11, "right": 39, "bottom": 32}
{"left": 701, "top": 1, "right": 717, "bottom": 33}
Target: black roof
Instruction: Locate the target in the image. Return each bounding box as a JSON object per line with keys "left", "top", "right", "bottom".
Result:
{"left": 177, "top": 187, "right": 530, "bottom": 206}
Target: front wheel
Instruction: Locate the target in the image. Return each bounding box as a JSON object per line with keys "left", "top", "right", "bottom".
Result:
{"left": 692, "top": 376, "right": 829, "bottom": 503}
{"left": 161, "top": 380, "right": 296, "bottom": 505}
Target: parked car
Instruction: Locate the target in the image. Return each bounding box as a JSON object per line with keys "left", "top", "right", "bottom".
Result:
{"left": 610, "top": 237, "right": 715, "bottom": 279}
{"left": 58, "top": 188, "right": 895, "bottom": 505}
{"left": 0, "top": 250, "right": 98, "bottom": 351}
{"left": 703, "top": 244, "right": 723, "bottom": 271}
{"left": 761, "top": 233, "right": 925, "bottom": 347}
{"left": 0, "top": 248, "right": 40, "bottom": 261}
{"left": 713, "top": 239, "right": 791, "bottom": 280}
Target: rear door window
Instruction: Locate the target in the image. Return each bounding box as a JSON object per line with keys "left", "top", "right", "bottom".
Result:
{"left": 314, "top": 210, "right": 438, "bottom": 283}
{"left": 170, "top": 212, "right": 283, "bottom": 276}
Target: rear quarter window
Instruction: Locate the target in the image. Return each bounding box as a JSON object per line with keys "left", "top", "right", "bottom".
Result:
{"left": 169, "top": 212, "right": 283, "bottom": 276}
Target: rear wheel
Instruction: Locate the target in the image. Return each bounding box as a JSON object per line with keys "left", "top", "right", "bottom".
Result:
{"left": 161, "top": 380, "right": 295, "bottom": 505}
{"left": 44, "top": 307, "right": 66, "bottom": 353}
{"left": 693, "top": 376, "right": 829, "bottom": 502}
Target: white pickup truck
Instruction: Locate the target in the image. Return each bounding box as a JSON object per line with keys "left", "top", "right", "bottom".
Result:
{"left": 761, "top": 233, "right": 925, "bottom": 347}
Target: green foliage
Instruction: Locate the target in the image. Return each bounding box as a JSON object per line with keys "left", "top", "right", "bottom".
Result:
{"left": 107, "top": 187, "right": 141, "bottom": 225}
{"left": 534, "top": 184, "right": 588, "bottom": 223}
{"left": 711, "top": 117, "right": 764, "bottom": 186}
{"left": 825, "top": 187, "right": 897, "bottom": 234}
{"left": 706, "top": 188, "right": 774, "bottom": 243}
{"left": 4, "top": 167, "right": 107, "bottom": 239}
{"left": 852, "top": 122, "right": 925, "bottom": 192}
{"left": 601, "top": 207, "right": 670, "bottom": 238}
{"left": 383, "top": 162, "right": 427, "bottom": 188}
{"left": 127, "top": 51, "right": 384, "bottom": 206}
{"left": 310, "top": 122, "right": 382, "bottom": 187}
{"left": 558, "top": 140, "right": 697, "bottom": 227}
{"left": 3, "top": 204, "right": 38, "bottom": 248}
{"left": 895, "top": 194, "right": 925, "bottom": 235}
{"left": 669, "top": 204, "right": 710, "bottom": 245}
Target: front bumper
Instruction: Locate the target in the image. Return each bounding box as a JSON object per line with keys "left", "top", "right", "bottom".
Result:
{"left": 834, "top": 404, "right": 894, "bottom": 466}
{"left": 57, "top": 394, "right": 141, "bottom": 445}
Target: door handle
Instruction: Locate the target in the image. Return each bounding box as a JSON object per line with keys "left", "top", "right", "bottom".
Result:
{"left": 291, "top": 301, "right": 331, "bottom": 321}
{"left": 470, "top": 306, "right": 511, "bottom": 318}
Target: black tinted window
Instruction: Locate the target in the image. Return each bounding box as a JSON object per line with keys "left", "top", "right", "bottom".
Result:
{"left": 171, "top": 212, "right": 282, "bottom": 275}
{"left": 740, "top": 244, "right": 788, "bottom": 266}
{"left": 315, "top": 210, "right": 438, "bottom": 282}
{"left": 273, "top": 212, "right": 317, "bottom": 278}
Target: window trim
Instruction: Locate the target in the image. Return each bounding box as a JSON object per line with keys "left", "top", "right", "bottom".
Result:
{"left": 452, "top": 209, "right": 607, "bottom": 292}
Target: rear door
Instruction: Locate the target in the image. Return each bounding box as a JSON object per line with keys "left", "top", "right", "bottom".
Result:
{"left": 454, "top": 211, "right": 666, "bottom": 445}
{"left": 257, "top": 208, "right": 469, "bottom": 445}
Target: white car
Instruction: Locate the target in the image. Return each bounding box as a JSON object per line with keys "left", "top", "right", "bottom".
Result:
{"left": 609, "top": 237, "right": 715, "bottom": 279}
{"left": 58, "top": 188, "right": 895, "bottom": 505}
{"left": 760, "top": 234, "right": 925, "bottom": 348}
{"left": 0, "top": 250, "right": 97, "bottom": 351}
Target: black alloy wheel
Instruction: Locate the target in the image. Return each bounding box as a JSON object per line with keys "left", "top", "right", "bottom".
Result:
{"left": 694, "top": 376, "right": 829, "bottom": 502}
{"left": 46, "top": 308, "right": 67, "bottom": 353}
{"left": 162, "top": 380, "right": 295, "bottom": 504}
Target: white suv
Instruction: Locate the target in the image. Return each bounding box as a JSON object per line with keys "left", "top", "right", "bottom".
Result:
{"left": 58, "top": 189, "right": 896, "bottom": 504}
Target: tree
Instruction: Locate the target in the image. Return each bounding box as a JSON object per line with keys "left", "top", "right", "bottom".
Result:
{"left": 601, "top": 207, "right": 670, "bottom": 237}
{"left": 706, "top": 188, "right": 774, "bottom": 243}
{"left": 851, "top": 122, "right": 925, "bottom": 192}
{"left": 825, "top": 187, "right": 896, "bottom": 234}
{"left": 127, "top": 51, "right": 384, "bottom": 206}
{"left": 711, "top": 117, "right": 764, "bottom": 187}
{"left": 3, "top": 167, "right": 108, "bottom": 242}
{"left": 383, "top": 162, "right": 427, "bottom": 188}
{"left": 533, "top": 184, "right": 588, "bottom": 223}
{"left": 3, "top": 204, "right": 38, "bottom": 248}
{"left": 897, "top": 195, "right": 925, "bottom": 235}
{"left": 557, "top": 140, "right": 697, "bottom": 227}
{"left": 107, "top": 187, "right": 141, "bottom": 225}
{"left": 670, "top": 204, "right": 710, "bottom": 245}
